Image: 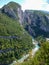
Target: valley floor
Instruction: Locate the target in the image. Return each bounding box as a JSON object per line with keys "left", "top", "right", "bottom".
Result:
{"left": 10, "top": 38, "right": 40, "bottom": 65}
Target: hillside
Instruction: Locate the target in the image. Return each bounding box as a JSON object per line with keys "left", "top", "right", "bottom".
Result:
{"left": 23, "top": 10, "right": 49, "bottom": 38}
{"left": 0, "top": 1, "right": 49, "bottom": 65}
{"left": 17, "top": 41, "right": 49, "bottom": 65}
{"left": 1, "top": 2, "right": 49, "bottom": 38}
{"left": 0, "top": 2, "right": 33, "bottom": 65}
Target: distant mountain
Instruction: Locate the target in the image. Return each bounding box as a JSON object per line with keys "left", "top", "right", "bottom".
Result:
{"left": 44, "top": 11, "right": 49, "bottom": 14}
{"left": 23, "top": 10, "right": 49, "bottom": 38}
{"left": 40, "top": 10, "right": 49, "bottom": 14}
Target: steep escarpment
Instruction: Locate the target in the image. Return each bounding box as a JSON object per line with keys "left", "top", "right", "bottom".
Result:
{"left": 1, "top": 2, "right": 23, "bottom": 24}
{"left": 1, "top": 2, "right": 49, "bottom": 38}
{"left": 23, "top": 10, "right": 49, "bottom": 38}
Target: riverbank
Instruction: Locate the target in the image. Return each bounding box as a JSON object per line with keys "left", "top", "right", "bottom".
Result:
{"left": 10, "top": 39, "right": 40, "bottom": 65}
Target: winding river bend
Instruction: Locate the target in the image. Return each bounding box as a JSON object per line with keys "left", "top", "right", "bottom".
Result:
{"left": 10, "top": 38, "right": 40, "bottom": 65}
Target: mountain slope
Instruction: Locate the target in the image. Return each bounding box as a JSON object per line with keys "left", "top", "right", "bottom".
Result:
{"left": 0, "top": 1, "right": 49, "bottom": 65}
{"left": 23, "top": 10, "right": 49, "bottom": 38}
{"left": 17, "top": 41, "right": 49, "bottom": 65}
{"left": 0, "top": 2, "right": 33, "bottom": 64}
{"left": 1, "top": 1, "right": 23, "bottom": 24}
{"left": 1, "top": 2, "right": 49, "bottom": 38}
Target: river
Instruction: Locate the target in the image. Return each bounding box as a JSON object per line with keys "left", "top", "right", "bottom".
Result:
{"left": 10, "top": 38, "right": 40, "bottom": 65}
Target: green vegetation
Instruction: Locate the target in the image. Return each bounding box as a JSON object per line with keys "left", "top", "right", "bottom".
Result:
{"left": 0, "top": 2, "right": 49, "bottom": 65}
{"left": 17, "top": 41, "right": 49, "bottom": 65}
{"left": 7, "top": 1, "right": 21, "bottom": 9}
{"left": 0, "top": 13, "right": 33, "bottom": 64}
{"left": 36, "top": 36, "right": 46, "bottom": 46}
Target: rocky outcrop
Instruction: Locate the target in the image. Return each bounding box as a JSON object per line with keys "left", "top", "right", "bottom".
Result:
{"left": 17, "top": 7, "right": 24, "bottom": 24}
{"left": 0, "top": 2, "right": 49, "bottom": 38}
{"left": 23, "top": 10, "right": 49, "bottom": 37}
{"left": 1, "top": 5, "right": 17, "bottom": 19}
{"left": 1, "top": 2, "right": 23, "bottom": 24}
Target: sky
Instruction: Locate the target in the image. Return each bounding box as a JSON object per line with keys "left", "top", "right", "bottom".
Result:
{"left": 0, "top": 0, "right": 49, "bottom": 11}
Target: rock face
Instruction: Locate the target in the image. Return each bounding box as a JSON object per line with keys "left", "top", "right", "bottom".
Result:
{"left": 0, "top": 2, "right": 49, "bottom": 38}
{"left": 17, "top": 7, "right": 24, "bottom": 24}
{"left": 1, "top": 2, "right": 23, "bottom": 24}
{"left": 23, "top": 10, "right": 49, "bottom": 37}
{"left": 1, "top": 5, "right": 17, "bottom": 19}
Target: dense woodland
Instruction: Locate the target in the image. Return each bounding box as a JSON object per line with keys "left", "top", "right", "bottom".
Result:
{"left": 0, "top": 2, "right": 49, "bottom": 65}
{"left": 16, "top": 41, "right": 49, "bottom": 65}
{"left": 0, "top": 13, "right": 33, "bottom": 64}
